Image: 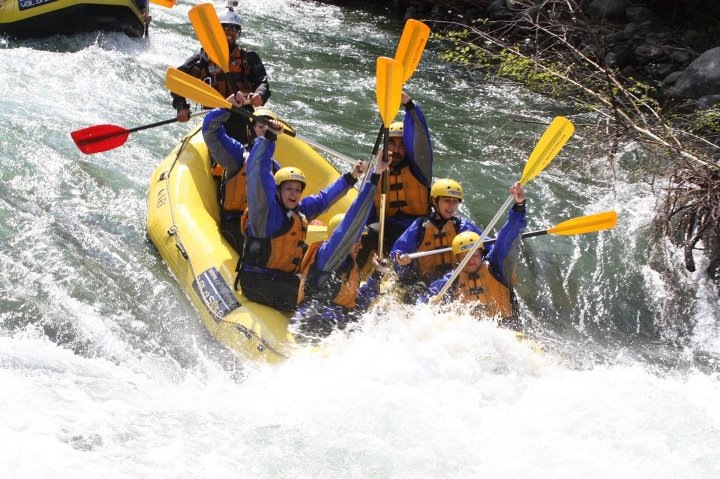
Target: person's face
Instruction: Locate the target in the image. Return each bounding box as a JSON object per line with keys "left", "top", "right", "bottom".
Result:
{"left": 279, "top": 181, "right": 303, "bottom": 209}
{"left": 349, "top": 241, "right": 363, "bottom": 260}
{"left": 435, "top": 197, "right": 460, "bottom": 220}
{"left": 222, "top": 24, "right": 240, "bottom": 44}
{"left": 253, "top": 122, "right": 268, "bottom": 137}
{"left": 463, "top": 250, "right": 483, "bottom": 274}
{"left": 388, "top": 137, "right": 405, "bottom": 164}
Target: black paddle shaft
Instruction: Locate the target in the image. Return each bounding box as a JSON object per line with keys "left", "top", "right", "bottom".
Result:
{"left": 229, "top": 106, "right": 297, "bottom": 138}
{"left": 127, "top": 117, "right": 178, "bottom": 134}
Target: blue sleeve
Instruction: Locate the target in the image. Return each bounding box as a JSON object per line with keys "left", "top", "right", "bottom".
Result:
{"left": 403, "top": 101, "right": 432, "bottom": 187}
{"left": 298, "top": 174, "right": 353, "bottom": 221}
{"left": 459, "top": 219, "right": 483, "bottom": 236}
{"left": 375, "top": 214, "right": 417, "bottom": 234}
{"left": 202, "top": 108, "right": 246, "bottom": 176}
{"left": 355, "top": 275, "right": 381, "bottom": 311}
{"left": 390, "top": 218, "right": 422, "bottom": 277}
{"left": 245, "top": 137, "right": 284, "bottom": 237}
{"left": 366, "top": 204, "right": 383, "bottom": 226}
{"left": 390, "top": 218, "right": 422, "bottom": 256}
{"left": 420, "top": 273, "right": 451, "bottom": 303}
{"left": 486, "top": 207, "right": 526, "bottom": 286}
{"left": 316, "top": 175, "right": 379, "bottom": 272}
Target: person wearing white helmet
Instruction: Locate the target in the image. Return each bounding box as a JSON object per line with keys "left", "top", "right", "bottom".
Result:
{"left": 292, "top": 157, "right": 391, "bottom": 340}
{"left": 422, "top": 182, "right": 527, "bottom": 328}
{"left": 390, "top": 178, "right": 484, "bottom": 303}
{"left": 171, "top": 7, "right": 270, "bottom": 144}
{"left": 357, "top": 90, "right": 434, "bottom": 267}
{"left": 235, "top": 118, "right": 367, "bottom": 312}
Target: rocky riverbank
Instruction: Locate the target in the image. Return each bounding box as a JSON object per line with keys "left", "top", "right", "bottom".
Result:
{"left": 320, "top": 1, "right": 720, "bottom": 105}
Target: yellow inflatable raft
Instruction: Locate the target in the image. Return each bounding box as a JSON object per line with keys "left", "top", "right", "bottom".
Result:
{"left": 146, "top": 123, "right": 358, "bottom": 363}
{"left": 0, "top": 0, "right": 145, "bottom": 38}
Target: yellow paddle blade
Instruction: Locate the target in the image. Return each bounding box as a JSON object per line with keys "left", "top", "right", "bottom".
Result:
{"left": 547, "top": 210, "right": 618, "bottom": 236}
{"left": 395, "top": 19, "right": 430, "bottom": 83}
{"left": 150, "top": 0, "right": 175, "bottom": 7}
{"left": 519, "top": 116, "right": 575, "bottom": 185}
{"left": 189, "top": 3, "right": 230, "bottom": 73}
{"left": 165, "top": 67, "right": 231, "bottom": 109}
{"left": 376, "top": 57, "right": 403, "bottom": 127}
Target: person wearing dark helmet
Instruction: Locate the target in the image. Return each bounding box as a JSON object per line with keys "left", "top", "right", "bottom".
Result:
{"left": 237, "top": 121, "right": 366, "bottom": 312}
{"left": 202, "top": 100, "right": 281, "bottom": 256}
{"left": 246, "top": 107, "right": 280, "bottom": 149}
{"left": 390, "top": 178, "right": 483, "bottom": 303}
{"left": 171, "top": 7, "right": 270, "bottom": 144}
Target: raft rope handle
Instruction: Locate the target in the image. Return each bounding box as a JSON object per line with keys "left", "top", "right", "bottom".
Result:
{"left": 161, "top": 125, "right": 288, "bottom": 358}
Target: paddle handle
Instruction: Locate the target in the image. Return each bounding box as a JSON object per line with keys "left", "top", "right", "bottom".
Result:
{"left": 378, "top": 188, "right": 387, "bottom": 257}
{"left": 229, "top": 106, "right": 298, "bottom": 138}
{"left": 128, "top": 117, "right": 177, "bottom": 133}
{"left": 225, "top": 103, "right": 377, "bottom": 170}
{"left": 127, "top": 110, "right": 210, "bottom": 134}
{"left": 521, "top": 229, "right": 547, "bottom": 240}
{"left": 360, "top": 125, "right": 385, "bottom": 188}
{"left": 377, "top": 127, "right": 390, "bottom": 258}
{"left": 406, "top": 229, "right": 553, "bottom": 260}
{"left": 406, "top": 247, "right": 452, "bottom": 259}
{"left": 480, "top": 195, "right": 515, "bottom": 244}
{"left": 406, "top": 210, "right": 619, "bottom": 262}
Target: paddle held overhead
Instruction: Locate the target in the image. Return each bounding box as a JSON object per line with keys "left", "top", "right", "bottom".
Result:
{"left": 435, "top": 116, "right": 576, "bottom": 299}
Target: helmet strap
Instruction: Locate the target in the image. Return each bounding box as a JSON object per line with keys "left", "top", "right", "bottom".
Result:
{"left": 430, "top": 199, "right": 442, "bottom": 216}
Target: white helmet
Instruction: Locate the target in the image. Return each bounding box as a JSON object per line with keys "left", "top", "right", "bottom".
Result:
{"left": 218, "top": 9, "right": 242, "bottom": 29}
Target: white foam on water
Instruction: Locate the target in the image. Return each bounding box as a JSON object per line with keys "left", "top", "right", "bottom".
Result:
{"left": 2, "top": 304, "right": 719, "bottom": 478}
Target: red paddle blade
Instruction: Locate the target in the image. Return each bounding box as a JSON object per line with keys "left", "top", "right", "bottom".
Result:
{"left": 70, "top": 124, "right": 130, "bottom": 154}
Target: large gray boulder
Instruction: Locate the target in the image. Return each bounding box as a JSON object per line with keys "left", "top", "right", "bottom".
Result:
{"left": 672, "top": 47, "right": 720, "bottom": 100}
